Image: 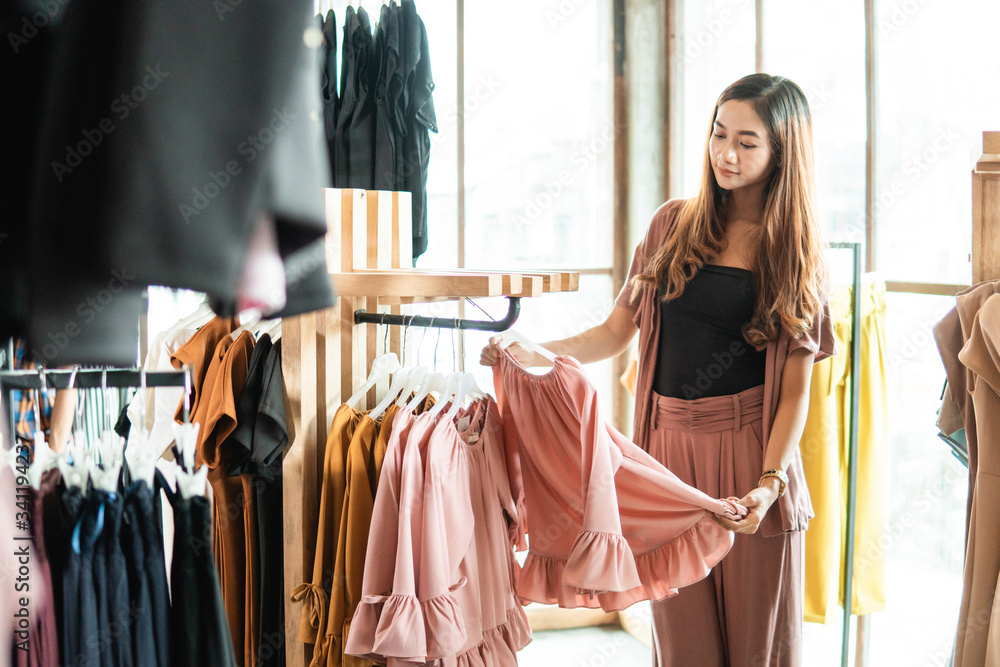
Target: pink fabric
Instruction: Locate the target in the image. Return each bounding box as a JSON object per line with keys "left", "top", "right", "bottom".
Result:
{"left": 493, "top": 350, "right": 747, "bottom": 613}
{"left": 346, "top": 402, "right": 530, "bottom": 666}
{"left": 616, "top": 198, "right": 837, "bottom": 537}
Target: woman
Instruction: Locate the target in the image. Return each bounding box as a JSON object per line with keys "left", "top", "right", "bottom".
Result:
{"left": 481, "top": 73, "right": 835, "bottom": 666}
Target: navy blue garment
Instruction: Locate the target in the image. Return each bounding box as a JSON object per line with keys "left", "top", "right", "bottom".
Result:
{"left": 654, "top": 264, "right": 768, "bottom": 399}
{"left": 60, "top": 486, "right": 101, "bottom": 667}
{"left": 146, "top": 473, "right": 173, "bottom": 667}
{"left": 121, "top": 479, "right": 163, "bottom": 667}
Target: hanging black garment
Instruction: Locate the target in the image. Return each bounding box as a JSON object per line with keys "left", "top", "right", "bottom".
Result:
{"left": 334, "top": 6, "right": 360, "bottom": 187}
{"left": 348, "top": 6, "right": 377, "bottom": 188}
{"left": 39, "top": 473, "right": 70, "bottom": 666}
{"left": 18, "top": 0, "right": 333, "bottom": 364}
{"left": 396, "top": 0, "right": 437, "bottom": 262}
{"left": 168, "top": 489, "right": 238, "bottom": 667}
{"left": 321, "top": 10, "right": 339, "bottom": 182}
{"left": 0, "top": 0, "right": 58, "bottom": 342}
{"left": 121, "top": 479, "right": 163, "bottom": 667}
{"left": 145, "top": 472, "right": 173, "bottom": 667}
{"left": 225, "top": 334, "right": 287, "bottom": 667}
{"left": 254, "top": 339, "right": 287, "bottom": 667}
{"left": 374, "top": 3, "right": 401, "bottom": 191}
{"left": 60, "top": 486, "right": 101, "bottom": 667}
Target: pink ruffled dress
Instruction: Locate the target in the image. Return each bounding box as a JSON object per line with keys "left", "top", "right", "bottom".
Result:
{"left": 346, "top": 400, "right": 531, "bottom": 666}
{"left": 494, "top": 350, "right": 746, "bottom": 612}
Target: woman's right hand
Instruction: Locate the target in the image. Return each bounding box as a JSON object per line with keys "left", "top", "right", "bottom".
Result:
{"left": 479, "top": 336, "right": 537, "bottom": 367}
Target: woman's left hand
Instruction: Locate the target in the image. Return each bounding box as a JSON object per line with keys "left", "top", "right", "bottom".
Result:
{"left": 711, "top": 480, "right": 781, "bottom": 534}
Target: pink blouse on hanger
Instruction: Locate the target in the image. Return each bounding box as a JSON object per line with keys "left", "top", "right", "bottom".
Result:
{"left": 493, "top": 350, "right": 746, "bottom": 612}
{"left": 346, "top": 400, "right": 530, "bottom": 666}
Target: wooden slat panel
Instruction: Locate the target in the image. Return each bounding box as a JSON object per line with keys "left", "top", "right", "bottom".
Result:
{"left": 280, "top": 315, "right": 307, "bottom": 667}
{"left": 973, "top": 171, "right": 1000, "bottom": 284}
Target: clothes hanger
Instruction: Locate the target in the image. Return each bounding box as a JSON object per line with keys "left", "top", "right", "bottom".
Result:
{"left": 445, "top": 373, "right": 483, "bottom": 421}
{"left": 58, "top": 443, "right": 90, "bottom": 493}
{"left": 230, "top": 310, "right": 262, "bottom": 340}
{"left": 497, "top": 329, "right": 557, "bottom": 363}
{"left": 426, "top": 370, "right": 462, "bottom": 419}
{"left": 26, "top": 370, "right": 61, "bottom": 490}
{"left": 171, "top": 421, "right": 200, "bottom": 473}
{"left": 407, "top": 370, "right": 445, "bottom": 411}
{"left": 89, "top": 430, "right": 124, "bottom": 493}
{"left": 394, "top": 365, "right": 428, "bottom": 407}
{"left": 124, "top": 369, "right": 157, "bottom": 488}
{"left": 347, "top": 352, "right": 401, "bottom": 408}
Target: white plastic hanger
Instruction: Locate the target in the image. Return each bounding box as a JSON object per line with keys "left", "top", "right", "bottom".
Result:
{"left": 427, "top": 371, "right": 463, "bottom": 419}
{"left": 445, "top": 373, "right": 484, "bottom": 420}
{"left": 59, "top": 443, "right": 90, "bottom": 493}
{"left": 124, "top": 377, "right": 157, "bottom": 489}
{"left": 230, "top": 310, "right": 262, "bottom": 340}
{"left": 89, "top": 431, "right": 124, "bottom": 493}
{"left": 172, "top": 422, "right": 201, "bottom": 472}
{"left": 370, "top": 365, "right": 410, "bottom": 420}
{"left": 347, "top": 353, "right": 401, "bottom": 408}
{"left": 407, "top": 371, "right": 446, "bottom": 411}
{"left": 394, "top": 366, "right": 428, "bottom": 407}
{"left": 27, "top": 430, "right": 60, "bottom": 490}
{"left": 26, "top": 372, "right": 61, "bottom": 489}
{"left": 176, "top": 300, "right": 215, "bottom": 330}
{"left": 497, "top": 329, "right": 556, "bottom": 363}
{"left": 166, "top": 458, "right": 209, "bottom": 499}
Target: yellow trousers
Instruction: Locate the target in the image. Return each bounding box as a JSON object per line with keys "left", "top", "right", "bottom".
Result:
{"left": 800, "top": 276, "right": 889, "bottom": 623}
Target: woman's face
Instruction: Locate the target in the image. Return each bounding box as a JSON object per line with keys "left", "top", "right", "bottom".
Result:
{"left": 709, "top": 99, "right": 777, "bottom": 193}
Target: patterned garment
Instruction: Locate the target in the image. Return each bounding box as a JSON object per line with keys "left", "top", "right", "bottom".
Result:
{"left": 10, "top": 338, "right": 54, "bottom": 442}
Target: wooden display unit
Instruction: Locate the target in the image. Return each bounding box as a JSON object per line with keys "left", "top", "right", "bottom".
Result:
{"left": 280, "top": 188, "right": 579, "bottom": 667}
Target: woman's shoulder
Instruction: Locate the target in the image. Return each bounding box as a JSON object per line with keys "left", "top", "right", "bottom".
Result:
{"left": 643, "top": 198, "right": 688, "bottom": 241}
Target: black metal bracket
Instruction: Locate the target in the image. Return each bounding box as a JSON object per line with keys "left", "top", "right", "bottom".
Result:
{"left": 354, "top": 296, "right": 521, "bottom": 332}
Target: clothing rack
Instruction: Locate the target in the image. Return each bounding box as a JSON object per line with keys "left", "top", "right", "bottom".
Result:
{"left": 827, "top": 241, "right": 863, "bottom": 667}
{"left": 355, "top": 296, "right": 521, "bottom": 331}
{"left": 0, "top": 367, "right": 191, "bottom": 447}
{"left": 279, "top": 188, "right": 579, "bottom": 667}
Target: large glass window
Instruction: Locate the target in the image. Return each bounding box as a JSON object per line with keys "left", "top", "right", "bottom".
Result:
{"left": 875, "top": 0, "right": 1000, "bottom": 284}
{"left": 763, "top": 0, "right": 867, "bottom": 244}
{"left": 463, "top": 1, "right": 613, "bottom": 269}
{"left": 678, "top": 0, "right": 756, "bottom": 198}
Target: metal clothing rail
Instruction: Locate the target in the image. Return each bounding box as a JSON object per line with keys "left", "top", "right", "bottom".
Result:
{"left": 828, "top": 241, "right": 863, "bottom": 667}
{"left": 354, "top": 296, "right": 521, "bottom": 332}
{"left": 0, "top": 367, "right": 192, "bottom": 442}
{"left": 0, "top": 368, "right": 190, "bottom": 390}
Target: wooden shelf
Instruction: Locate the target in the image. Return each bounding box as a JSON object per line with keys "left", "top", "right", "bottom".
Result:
{"left": 333, "top": 270, "right": 577, "bottom": 300}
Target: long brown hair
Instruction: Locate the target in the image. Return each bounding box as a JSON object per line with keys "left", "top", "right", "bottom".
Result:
{"left": 631, "top": 73, "right": 826, "bottom": 349}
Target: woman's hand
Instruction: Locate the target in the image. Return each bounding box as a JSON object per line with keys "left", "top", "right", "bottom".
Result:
{"left": 711, "top": 478, "right": 781, "bottom": 534}
{"left": 479, "top": 337, "right": 538, "bottom": 367}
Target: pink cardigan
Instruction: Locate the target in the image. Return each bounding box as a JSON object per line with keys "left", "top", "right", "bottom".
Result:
{"left": 616, "top": 199, "right": 836, "bottom": 537}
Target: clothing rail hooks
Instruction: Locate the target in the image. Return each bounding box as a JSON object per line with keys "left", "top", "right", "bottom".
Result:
{"left": 354, "top": 296, "right": 521, "bottom": 332}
